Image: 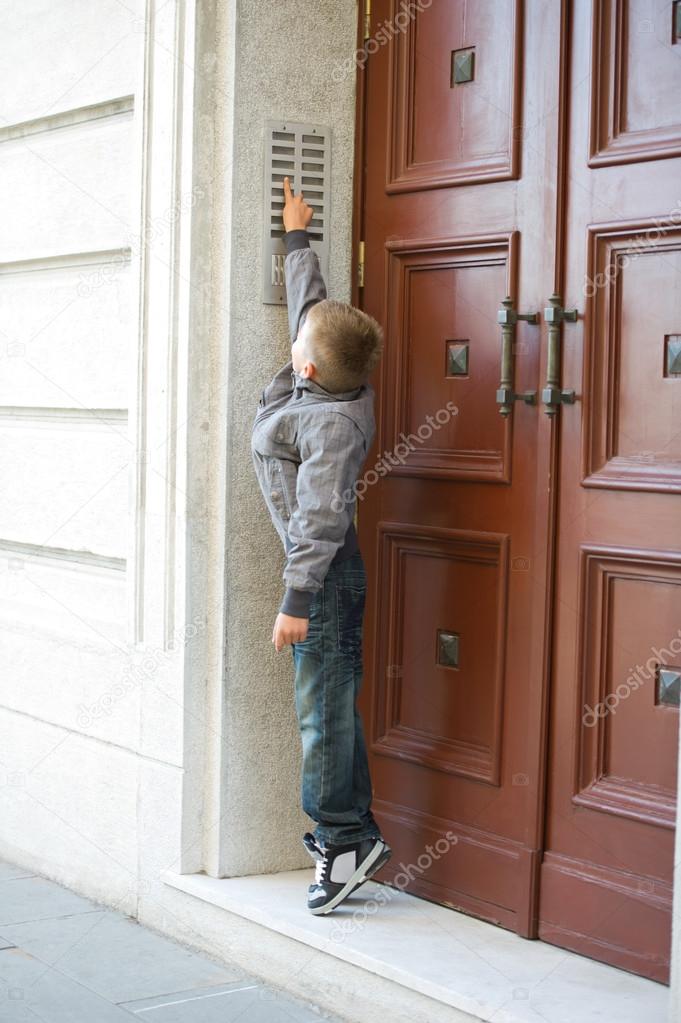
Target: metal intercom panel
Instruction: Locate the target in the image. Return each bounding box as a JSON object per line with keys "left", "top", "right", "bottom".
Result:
{"left": 262, "top": 119, "right": 331, "bottom": 305}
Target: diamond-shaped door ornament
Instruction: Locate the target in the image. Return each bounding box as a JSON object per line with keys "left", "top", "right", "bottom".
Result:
{"left": 451, "top": 47, "right": 475, "bottom": 85}
{"left": 437, "top": 630, "right": 460, "bottom": 668}
{"left": 657, "top": 667, "right": 680, "bottom": 707}
{"left": 446, "top": 340, "right": 469, "bottom": 376}
{"left": 665, "top": 335, "right": 681, "bottom": 376}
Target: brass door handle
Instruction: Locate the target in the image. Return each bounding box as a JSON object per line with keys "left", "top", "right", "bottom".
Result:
{"left": 496, "top": 296, "right": 539, "bottom": 416}
{"left": 541, "top": 293, "right": 578, "bottom": 416}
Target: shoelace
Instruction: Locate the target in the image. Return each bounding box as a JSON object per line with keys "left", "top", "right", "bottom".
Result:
{"left": 313, "top": 849, "right": 332, "bottom": 885}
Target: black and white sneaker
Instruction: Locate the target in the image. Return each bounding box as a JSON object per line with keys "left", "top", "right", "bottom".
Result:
{"left": 302, "top": 832, "right": 392, "bottom": 915}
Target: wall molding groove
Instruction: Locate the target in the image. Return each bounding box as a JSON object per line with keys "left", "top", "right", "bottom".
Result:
{"left": 0, "top": 407, "right": 127, "bottom": 424}
{"left": 0, "top": 95, "right": 134, "bottom": 145}
{"left": 0, "top": 248, "right": 131, "bottom": 276}
{"left": 0, "top": 537, "right": 125, "bottom": 571}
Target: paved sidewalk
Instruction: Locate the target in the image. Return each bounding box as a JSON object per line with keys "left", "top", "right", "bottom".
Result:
{"left": 0, "top": 859, "right": 341, "bottom": 1023}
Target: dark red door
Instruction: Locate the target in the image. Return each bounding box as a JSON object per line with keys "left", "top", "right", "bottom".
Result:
{"left": 355, "top": 0, "right": 561, "bottom": 937}
{"left": 537, "top": 0, "right": 681, "bottom": 982}
{"left": 353, "top": 0, "right": 679, "bottom": 981}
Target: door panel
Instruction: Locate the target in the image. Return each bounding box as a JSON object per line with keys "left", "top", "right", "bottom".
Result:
{"left": 386, "top": 0, "right": 521, "bottom": 190}
{"left": 356, "top": 0, "right": 561, "bottom": 936}
{"left": 374, "top": 524, "right": 509, "bottom": 785}
{"left": 382, "top": 237, "right": 514, "bottom": 480}
{"left": 590, "top": 0, "right": 681, "bottom": 165}
{"left": 584, "top": 223, "right": 681, "bottom": 490}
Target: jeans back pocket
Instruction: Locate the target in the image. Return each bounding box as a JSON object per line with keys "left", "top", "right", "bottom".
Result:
{"left": 335, "top": 582, "right": 366, "bottom": 654}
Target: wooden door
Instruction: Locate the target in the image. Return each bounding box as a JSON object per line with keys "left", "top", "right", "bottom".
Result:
{"left": 353, "top": 0, "right": 679, "bottom": 981}
{"left": 355, "top": 0, "right": 561, "bottom": 937}
{"left": 537, "top": 0, "right": 681, "bottom": 983}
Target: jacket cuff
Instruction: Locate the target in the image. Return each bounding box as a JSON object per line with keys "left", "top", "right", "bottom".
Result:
{"left": 284, "top": 229, "right": 311, "bottom": 254}
{"left": 279, "top": 586, "right": 313, "bottom": 618}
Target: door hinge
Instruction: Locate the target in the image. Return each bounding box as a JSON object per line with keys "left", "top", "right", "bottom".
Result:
{"left": 364, "top": 0, "right": 371, "bottom": 42}
{"left": 357, "top": 240, "right": 365, "bottom": 287}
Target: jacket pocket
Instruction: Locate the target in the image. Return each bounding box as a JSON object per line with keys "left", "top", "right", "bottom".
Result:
{"left": 256, "top": 415, "right": 298, "bottom": 457}
{"left": 271, "top": 457, "right": 296, "bottom": 520}
{"left": 276, "top": 458, "right": 296, "bottom": 519}
{"left": 272, "top": 417, "right": 298, "bottom": 455}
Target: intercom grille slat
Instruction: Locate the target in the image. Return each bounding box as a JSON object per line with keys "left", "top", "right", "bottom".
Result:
{"left": 263, "top": 119, "right": 331, "bottom": 305}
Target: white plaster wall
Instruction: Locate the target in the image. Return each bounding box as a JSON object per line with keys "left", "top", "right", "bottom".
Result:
{"left": 0, "top": 0, "right": 359, "bottom": 907}
{"left": 0, "top": 0, "right": 147, "bottom": 908}
{"left": 0, "top": 0, "right": 200, "bottom": 912}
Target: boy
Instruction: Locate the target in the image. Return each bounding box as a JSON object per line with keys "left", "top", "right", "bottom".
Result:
{"left": 251, "top": 177, "right": 392, "bottom": 915}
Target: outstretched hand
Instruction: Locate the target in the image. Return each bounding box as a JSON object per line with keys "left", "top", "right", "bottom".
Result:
{"left": 282, "top": 175, "right": 314, "bottom": 233}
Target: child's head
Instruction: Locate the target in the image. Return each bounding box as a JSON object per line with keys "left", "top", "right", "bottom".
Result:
{"left": 292, "top": 299, "right": 383, "bottom": 393}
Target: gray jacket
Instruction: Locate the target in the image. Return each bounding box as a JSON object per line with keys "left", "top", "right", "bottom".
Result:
{"left": 251, "top": 230, "right": 376, "bottom": 618}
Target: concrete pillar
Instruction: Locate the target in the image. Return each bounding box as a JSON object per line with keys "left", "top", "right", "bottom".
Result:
{"left": 183, "top": 0, "right": 360, "bottom": 879}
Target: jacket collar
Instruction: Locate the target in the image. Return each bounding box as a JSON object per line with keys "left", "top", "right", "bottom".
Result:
{"left": 291, "top": 367, "right": 363, "bottom": 402}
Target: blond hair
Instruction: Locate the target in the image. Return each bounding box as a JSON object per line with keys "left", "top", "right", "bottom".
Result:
{"left": 304, "top": 299, "right": 383, "bottom": 393}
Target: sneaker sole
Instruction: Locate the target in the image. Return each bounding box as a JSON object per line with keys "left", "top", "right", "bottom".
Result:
{"left": 308, "top": 840, "right": 388, "bottom": 916}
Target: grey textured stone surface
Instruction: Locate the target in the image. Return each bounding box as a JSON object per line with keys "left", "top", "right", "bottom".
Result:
{"left": 0, "top": 874, "right": 101, "bottom": 926}
{"left": 0, "top": 858, "right": 341, "bottom": 1022}
{"left": 211, "top": 0, "right": 359, "bottom": 875}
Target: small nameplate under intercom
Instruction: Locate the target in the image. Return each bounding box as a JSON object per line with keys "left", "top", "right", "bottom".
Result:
{"left": 262, "top": 119, "right": 331, "bottom": 305}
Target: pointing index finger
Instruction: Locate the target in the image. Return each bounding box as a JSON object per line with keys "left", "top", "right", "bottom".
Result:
{"left": 283, "top": 175, "right": 292, "bottom": 201}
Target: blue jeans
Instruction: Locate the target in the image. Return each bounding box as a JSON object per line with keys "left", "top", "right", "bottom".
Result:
{"left": 291, "top": 550, "right": 382, "bottom": 847}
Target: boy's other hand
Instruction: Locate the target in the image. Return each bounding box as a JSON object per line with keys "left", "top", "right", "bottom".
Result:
{"left": 282, "top": 176, "right": 314, "bottom": 233}
{"left": 272, "top": 611, "right": 309, "bottom": 652}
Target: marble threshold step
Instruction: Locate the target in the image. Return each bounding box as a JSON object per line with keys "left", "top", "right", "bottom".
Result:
{"left": 161, "top": 867, "right": 668, "bottom": 1023}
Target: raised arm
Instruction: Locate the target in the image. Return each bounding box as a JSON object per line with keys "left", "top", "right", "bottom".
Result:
{"left": 282, "top": 176, "right": 327, "bottom": 341}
